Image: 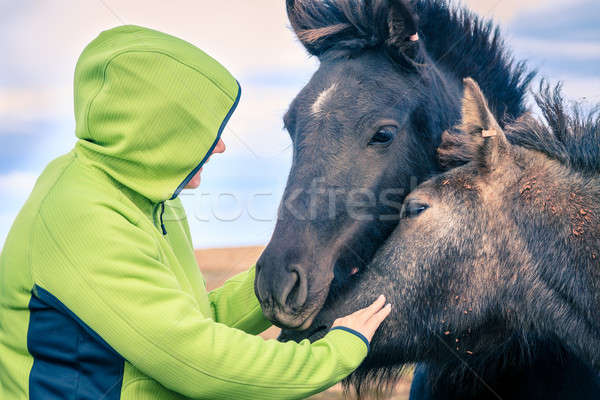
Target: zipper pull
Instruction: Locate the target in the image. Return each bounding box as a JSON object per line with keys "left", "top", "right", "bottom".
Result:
{"left": 160, "top": 202, "right": 167, "bottom": 235}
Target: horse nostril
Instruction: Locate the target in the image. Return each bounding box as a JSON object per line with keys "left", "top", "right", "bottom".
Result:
{"left": 255, "top": 265, "right": 272, "bottom": 306}
{"left": 279, "top": 271, "right": 298, "bottom": 307}
{"left": 280, "top": 266, "right": 308, "bottom": 311}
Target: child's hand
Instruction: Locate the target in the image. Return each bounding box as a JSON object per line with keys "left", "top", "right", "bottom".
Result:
{"left": 331, "top": 295, "right": 391, "bottom": 343}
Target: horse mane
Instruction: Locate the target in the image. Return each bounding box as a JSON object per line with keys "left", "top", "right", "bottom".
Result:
{"left": 440, "top": 83, "right": 600, "bottom": 174}
{"left": 416, "top": 0, "right": 534, "bottom": 122}
{"left": 506, "top": 83, "right": 600, "bottom": 174}
{"left": 289, "top": 0, "right": 535, "bottom": 122}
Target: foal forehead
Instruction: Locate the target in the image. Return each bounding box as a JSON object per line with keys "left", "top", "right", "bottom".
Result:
{"left": 419, "top": 167, "right": 482, "bottom": 201}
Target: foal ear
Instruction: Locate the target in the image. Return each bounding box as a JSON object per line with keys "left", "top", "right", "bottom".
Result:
{"left": 461, "top": 78, "right": 503, "bottom": 136}
{"left": 460, "top": 78, "right": 510, "bottom": 173}
{"left": 438, "top": 79, "right": 510, "bottom": 171}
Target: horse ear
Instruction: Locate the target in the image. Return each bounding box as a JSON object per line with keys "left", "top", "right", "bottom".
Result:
{"left": 286, "top": 0, "right": 353, "bottom": 56}
{"left": 460, "top": 78, "right": 510, "bottom": 173}
{"left": 386, "top": 0, "right": 421, "bottom": 61}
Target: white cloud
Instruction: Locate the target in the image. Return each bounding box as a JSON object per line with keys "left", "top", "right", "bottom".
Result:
{"left": 223, "top": 83, "right": 299, "bottom": 157}
{"left": 0, "top": 1, "right": 313, "bottom": 147}
{"left": 0, "top": 86, "right": 72, "bottom": 134}
{"left": 0, "top": 171, "right": 38, "bottom": 196}
{"left": 511, "top": 38, "right": 600, "bottom": 61}
{"left": 0, "top": 214, "right": 16, "bottom": 248}
{"left": 0, "top": 1, "right": 309, "bottom": 85}
{"left": 559, "top": 77, "right": 600, "bottom": 103}
{"left": 0, "top": 86, "right": 71, "bottom": 116}
{"left": 462, "top": 0, "right": 571, "bottom": 21}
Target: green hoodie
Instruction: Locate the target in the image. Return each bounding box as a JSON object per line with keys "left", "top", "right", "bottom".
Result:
{"left": 0, "top": 26, "right": 367, "bottom": 400}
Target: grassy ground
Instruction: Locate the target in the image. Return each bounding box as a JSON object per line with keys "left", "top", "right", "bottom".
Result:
{"left": 195, "top": 246, "right": 412, "bottom": 400}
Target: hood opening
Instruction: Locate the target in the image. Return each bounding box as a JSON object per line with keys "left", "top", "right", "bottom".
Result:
{"left": 171, "top": 83, "right": 241, "bottom": 200}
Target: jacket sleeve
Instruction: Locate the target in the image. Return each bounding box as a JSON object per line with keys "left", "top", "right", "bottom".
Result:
{"left": 208, "top": 266, "right": 272, "bottom": 334}
{"left": 31, "top": 208, "right": 368, "bottom": 400}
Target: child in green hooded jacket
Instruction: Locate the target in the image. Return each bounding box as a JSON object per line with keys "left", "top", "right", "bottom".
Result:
{"left": 0, "top": 26, "right": 390, "bottom": 400}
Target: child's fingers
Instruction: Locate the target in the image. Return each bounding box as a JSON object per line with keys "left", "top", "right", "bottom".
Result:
{"left": 369, "top": 303, "right": 392, "bottom": 325}
{"left": 360, "top": 294, "right": 386, "bottom": 318}
{"left": 362, "top": 304, "right": 392, "bottom": 340}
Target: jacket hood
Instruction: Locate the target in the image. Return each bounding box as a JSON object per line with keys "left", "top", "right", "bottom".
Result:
{"left": 74, "top": 25, "right": 241, "bottom": 203}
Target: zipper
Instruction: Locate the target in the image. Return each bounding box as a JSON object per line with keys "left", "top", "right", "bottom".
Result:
{"left": 154, "top": 201, "right": 167, "bottom": 236}
{"left": 159, "top": 201, "right": 167, "bottom": 235}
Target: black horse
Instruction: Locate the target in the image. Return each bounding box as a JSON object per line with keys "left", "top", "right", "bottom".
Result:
{"left": 254, "top": 0, "right": 598, "bottom": 398}
{"left": 256, "top": 0, "right": 532, "bottom": 330}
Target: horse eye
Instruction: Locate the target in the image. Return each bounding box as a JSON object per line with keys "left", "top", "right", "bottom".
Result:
{"left": 401, "top": 201, "right": 429, "bottom": 219}
{"left": 369, "top": 126, "right": 397, "bottom": 146}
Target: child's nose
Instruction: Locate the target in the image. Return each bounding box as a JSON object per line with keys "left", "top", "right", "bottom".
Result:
{"left": 213, "top": 139, "right": 226, "bottom": 154}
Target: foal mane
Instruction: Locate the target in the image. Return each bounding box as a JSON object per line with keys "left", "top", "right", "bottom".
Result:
{"left": 440, "top": 82, "right": 600, "bottom": 174}
{"left": 507, "top": 83, "right": 600, "bottom": 174}
{"left": 288, "top": 0, "right": 535, "bottom": 122}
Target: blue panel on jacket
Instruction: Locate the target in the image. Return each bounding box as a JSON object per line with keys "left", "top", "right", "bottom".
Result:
{"left": 27, "top": 285, "right": 124, "bottom": 400}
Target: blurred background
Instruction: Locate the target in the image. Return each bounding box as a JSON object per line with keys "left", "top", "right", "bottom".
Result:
{"left": 1, "top": 0, "right": 599, "bottom": 249}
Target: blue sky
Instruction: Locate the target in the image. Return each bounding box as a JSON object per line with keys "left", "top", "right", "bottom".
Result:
{"left": 0, "top": 0, "right": 598, "bottom": 249}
